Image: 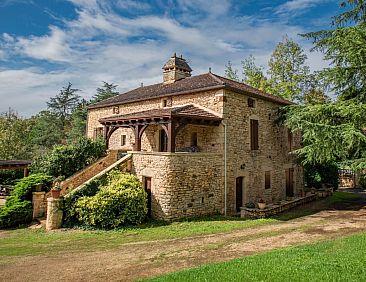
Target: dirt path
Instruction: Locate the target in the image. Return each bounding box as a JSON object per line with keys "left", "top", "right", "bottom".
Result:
{"left": 1, "top": 201, "right": 366, "bottom": 281}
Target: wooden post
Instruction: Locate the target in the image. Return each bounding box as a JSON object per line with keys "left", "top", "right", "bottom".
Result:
{"left": 23, "top": 167, "right": 29, "bottom": 177}
{"left": 103, "top": 126, "right": 109, "bottom": 149}
{"left": 167, "top": 121, "right": 176, "bottom": 153}
{"left": 134, "top": 125, "right": 142, "bottom": 151}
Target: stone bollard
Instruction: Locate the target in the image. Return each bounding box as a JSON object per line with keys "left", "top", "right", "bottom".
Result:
{"left": 46, "top": 198, "right": 63, "bottom": 231}
{"left": 32, "top": 192, "right": 46, "bottom": 219}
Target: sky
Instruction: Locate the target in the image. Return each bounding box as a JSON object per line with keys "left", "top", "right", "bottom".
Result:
{"left": 0, "top": 0, "right": 342, "bottom": 116}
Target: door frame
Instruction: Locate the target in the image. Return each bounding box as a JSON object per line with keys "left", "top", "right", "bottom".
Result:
{"left": 235, "top": 176, "right": 244, "bottom": 212}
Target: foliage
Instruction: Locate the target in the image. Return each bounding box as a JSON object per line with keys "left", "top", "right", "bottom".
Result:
{"left": 0, "top": 109, "right": 33, "bottom": 160}
{"left": 63, "top": 172, "right": 110, "bottom": 225}
{"left": 73, "top": 172, "right": 147, "bottom": 229}
{"left": 47, "top": 82, "right": 81, "bottom": 129}
{"left": 28, "top": 110, "right": 63, "bottom": 156}
{"left": 304, "top": 163, "right": 339, "bottom": 189}
{"left": 0, "top": 174, "right": 52, "bottom": 228}
{"left": 67, "top": 100, "right": 88, "bottom": 142}
{"left": 0, "top": 199, "right": 33, "bottom": 228}
{"left": 90, "top": 81, "right": 119, "bottom": 104}
{"left": 30, "top": 137, "right": 106, "bottom": 178}
{"left": 359, "top": 173, "right": 366, "bottom": 189}
{"left": 282, "top": 101, "right": 366, "bottom": 166}
{"left": 224, "top": 61, "right": 239, "bottom": 81}
{"left": 241, "top": 55, "right": 272, "bottom": 92}
{"left": 0, "top": 170, "right": 24, "bottom": 185}
{"left": 268, "top": 35, "right": 310, "bottom": 102}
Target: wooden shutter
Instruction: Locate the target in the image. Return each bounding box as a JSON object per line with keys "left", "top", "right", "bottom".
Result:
{"left": 250, "top": 119, "right": 259, "bottom": 150}
{"left": 265, "top": 171, "right": 271, "bottom": 189}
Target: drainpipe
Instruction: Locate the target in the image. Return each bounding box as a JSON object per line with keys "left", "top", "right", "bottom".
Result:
{"left": 222, "top": 121, "right": 228, "bottom": 216}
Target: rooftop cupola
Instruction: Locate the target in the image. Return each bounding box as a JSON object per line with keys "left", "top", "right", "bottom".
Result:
{"left": 163, "top": 53, "right": 192, "bottom": 84}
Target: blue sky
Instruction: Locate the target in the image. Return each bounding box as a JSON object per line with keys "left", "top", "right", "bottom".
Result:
{"left": 0, "top": 0, "right": 341, "bottom": 116}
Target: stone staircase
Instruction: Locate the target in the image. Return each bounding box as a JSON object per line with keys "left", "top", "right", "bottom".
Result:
{"left": 60, "top": 150, "right": 131, "bottom": 195}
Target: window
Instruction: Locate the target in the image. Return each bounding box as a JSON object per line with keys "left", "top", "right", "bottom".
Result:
{"left": 288, "top": 129, "right": 293, "bottom": 151}
{"left": 113, "top": 106, "right": 120, "bottom": 114}
{"left": 121, "top": 134, "right": 126, "bottom": 146}
{"left": 265, "top": 171, "right": 271, "bottom": 189}
{"left": 250, "top": 119, "right": 259, "bottom": 150}
{"left": 248, "top": 98, "right": 256, "bottom": 108}
{"left": 162, "top": 99, "right": 168, "bottom": 107}
{"left": 93, "top": 127, "right": 104, "bottom": 140}
{"left": 191, "top": 132, "right": 198, "bottom": 147}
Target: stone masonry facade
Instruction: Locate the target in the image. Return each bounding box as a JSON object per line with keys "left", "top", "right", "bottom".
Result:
{"left": 86, "top": 55, "right": 303, "bottom": 220}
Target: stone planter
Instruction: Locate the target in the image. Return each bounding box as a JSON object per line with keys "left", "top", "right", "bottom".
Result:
{"left": 257, "top": 202, "right": 266, "bottom": 210}
{"left": 51, "top": 190, "right": 61, "bottom": 199}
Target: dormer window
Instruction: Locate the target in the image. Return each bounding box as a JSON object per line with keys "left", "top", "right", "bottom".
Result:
{"left": 113, "top": 106, "right": 120, "bottom": 114}
{"left": 248, "top": 98, "right": 256, "bottom": 108}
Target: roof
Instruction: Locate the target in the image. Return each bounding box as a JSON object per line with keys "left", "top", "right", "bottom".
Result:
{"left": 0, "top": 160, "right": 32, "bottom": 168}
{"left": 99, "top": 104, "right": 222, "bottom": 124}
{"left": 89, "top": 72, "right": 292, "bottom": 110}
{"left": 163, "top": 54, "right": 192, "bottom": 72}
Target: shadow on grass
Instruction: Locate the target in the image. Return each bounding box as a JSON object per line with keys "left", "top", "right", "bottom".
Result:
{"left": 273, "top": 191, "right": 366, "bottom": 221}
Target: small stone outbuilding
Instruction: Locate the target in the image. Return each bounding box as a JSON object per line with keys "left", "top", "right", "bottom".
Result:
{"left": 87, "top": 54, "right": 303, "bottom": 220}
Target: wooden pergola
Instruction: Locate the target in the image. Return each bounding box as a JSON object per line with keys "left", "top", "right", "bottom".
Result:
{"left": 0, "top": 160, "right": 32, "bottom": 177}
{"left": 99, "top": 104, "right": 222, "bottom": 152}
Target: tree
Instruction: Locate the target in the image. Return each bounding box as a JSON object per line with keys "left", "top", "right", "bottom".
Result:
{"left": 282, "top": 1, "right": 366, "bottom": 169}
{"left": 47, "top": 82, "right": 81, "bottom": 129}
{"left": 90, "top": 81, "right": 119, "bottom": 104}
{"left": 0, "top": 109, "right": 33, "bottom": 160}
{"left": 241, "top": 55, "right": 273, "bottom": 93}
{"left": 67, "top": 100, "right": 88, "bottom": 142}
{"left": 268, "top": 35, "right": 310, "bottom": 102}
{"left": 225, "top": 61, "right": 239, "bottom": 81}
{"left": 28, "top": 110, "right": 63, "bottom": 156}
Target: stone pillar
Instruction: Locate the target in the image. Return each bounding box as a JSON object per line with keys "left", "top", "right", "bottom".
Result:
{"left": 32, "top": 192, "right": 46, "bottom": 219}
{"left": 46, "top": 198, "right": 63, "bottom": 231}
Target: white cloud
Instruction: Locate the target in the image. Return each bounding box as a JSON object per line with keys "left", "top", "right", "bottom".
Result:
{"left": 0, "top": 0, "right": 329, "bottom": 116}
{"left": 276, "top": 0, "right": 331, "bottom": 16}
{"left": 115, "top": 0, "right": 151, "bottom": 11}
{"left": 14, "top": 26, "right": 73, "bottom": 62}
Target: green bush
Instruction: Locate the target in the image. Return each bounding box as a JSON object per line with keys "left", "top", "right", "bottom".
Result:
{"left": 11, "top": 174, "right": 53, "bottom": 201}
{"left": 359, "top": 174, "right": 366, "bottom": 189}
{"left": 30, "top": 137, "right": 106, "bottom": 178}
{"left": 73, "top": 172, "right": 147, "bottom": 229}
{"left": 0, "top": 200, "right": 32, "bottom": 228}
{"left": 63, "top": 173, "right": 110, "bottom": 226}
{"left": 0, "top": 173, "right": 52, "bottom": 229}
{"left": 304, "top": 163, "right": 339, "bottom": 189}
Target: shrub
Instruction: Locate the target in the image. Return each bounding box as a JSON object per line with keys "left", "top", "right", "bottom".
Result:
{"left": 0, "top": 173, "right": 52, "bottom": 229}
{"left": 63, "top": 173, "right": 110, "bottom": 226}
{"left": 11, "top": 173, "right": 53, "bottom": 201}
{"left": 304, "top": 163, "right": 339, "bottom": 189}
{"left": 30, "top": 137, "right": 106, "bottom": 178}
{"left": 0, "top": 200, "right": 32, "bottom": 228}
{"left": 359, "top": 174, "right": 366, "bottom": 189}
{"left": 73, "top": 173, "right": 147, "bottom": 229}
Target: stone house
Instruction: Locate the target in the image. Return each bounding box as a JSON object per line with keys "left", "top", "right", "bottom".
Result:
{"left": 87, "top": 54, "right": 303, "bottom": 220}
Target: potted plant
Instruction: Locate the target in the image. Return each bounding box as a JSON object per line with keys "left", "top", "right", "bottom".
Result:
{"left": 51, "top": 176, "right": 64, "bottom": 199}
{"left": 257, "top": 198, "right": 266, "bottom": 210}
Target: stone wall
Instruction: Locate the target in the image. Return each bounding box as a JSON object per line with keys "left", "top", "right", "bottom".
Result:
{"left": 87, "top": 89, "right": 224, "bottom": 151}
{"left": 131, "top": 152, "right": 224, "bottom": 220}
{"left": 222, "top": 90, "right": 304, "bottom": 213}
{"left": 60, "top": 150, "right": 119, "bottom": 194}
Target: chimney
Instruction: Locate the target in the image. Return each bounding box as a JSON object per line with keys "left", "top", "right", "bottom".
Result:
{"left": 162, "top": 53, "right": 192, "bottom": 84}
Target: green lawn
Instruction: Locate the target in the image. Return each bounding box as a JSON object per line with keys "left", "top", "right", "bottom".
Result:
{"left": 0, "top": 216, "right": 276, "bottom": 257}
{"left": 146, "top": 231, "right": 366, "bottom": 282}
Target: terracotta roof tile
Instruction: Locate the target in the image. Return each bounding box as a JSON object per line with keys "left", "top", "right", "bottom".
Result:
{"left": 89, "top": 73, "right": 291, "bottom": 109}
{"left": 99, "top": 104, "right": 222, "bottom": 123}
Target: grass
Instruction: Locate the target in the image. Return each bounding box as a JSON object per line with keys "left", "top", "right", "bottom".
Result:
{"left": 0, "top": 216, "right": 277, "bottom": 257}
{"left": 146, "top": 231, "right": 366, "bottom": 282}
{"left": 0, "top": 191, "right": 362, "bottom": 258}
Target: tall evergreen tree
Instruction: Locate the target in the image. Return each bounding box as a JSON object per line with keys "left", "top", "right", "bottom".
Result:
{"left": 90, "top": 81, "right": 119, "bottom": 104}
{"left": 47, "top": 82, "right": 81, "bottom": 129}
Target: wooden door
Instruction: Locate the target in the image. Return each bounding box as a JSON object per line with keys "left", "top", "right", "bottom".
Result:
{"left": 286, "top": 168, "right": 294, "bottom": 197}
{"left": 236, "top": 177, "right": 244, "bottom": 212}
{"left": 159, "top": 129, "right": 168, "bottom": 152}
{"left": 144, "top": 177, "right": 152, "bottom": 217}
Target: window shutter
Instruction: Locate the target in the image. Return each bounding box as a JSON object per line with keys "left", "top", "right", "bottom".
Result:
{"left": 250, "top": 119, "right": 259, "bottom": 150}
{"left": 265, "top": 171, "right": 271, "bottom": 189}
